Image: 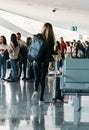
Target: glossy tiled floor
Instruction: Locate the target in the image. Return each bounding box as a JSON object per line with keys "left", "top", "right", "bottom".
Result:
{"left": 0, "top": 76, "right": 89, "bottom": 130}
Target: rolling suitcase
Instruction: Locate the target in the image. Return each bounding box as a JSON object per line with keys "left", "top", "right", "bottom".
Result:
{"left": 52, "top": 55, "right": 63, "bottom": 102}
{"left": 27, "top": 60, "right": 34, "bottom": 80}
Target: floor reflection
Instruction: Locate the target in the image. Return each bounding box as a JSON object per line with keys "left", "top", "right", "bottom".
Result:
{"left": 0, "top": 77, "right": 88, "bottom": 130}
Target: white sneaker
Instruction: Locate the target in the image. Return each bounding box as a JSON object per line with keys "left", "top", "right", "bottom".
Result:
{"left": 31, "top": 105, "right": 38, "bottom": 117}
{"left": 31, "top": 91, "right": 38, "bottom": 102}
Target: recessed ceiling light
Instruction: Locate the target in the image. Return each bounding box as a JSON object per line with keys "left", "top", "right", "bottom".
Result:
{"left": 55, "top": 1, "right": 62, "bottom": 4}
{"left": 26, "top": 3, "right": 32, "bottom": 6}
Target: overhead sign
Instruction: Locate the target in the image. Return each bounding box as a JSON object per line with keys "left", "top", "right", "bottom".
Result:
{"left": 79, "top": 34, "right": 83, "bottom": 40}
{"left": 71, "top": 26, "right": 77, "bottom": 31}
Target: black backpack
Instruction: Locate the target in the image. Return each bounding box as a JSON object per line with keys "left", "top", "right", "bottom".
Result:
{"left": 20, "top": 46, "right": 28, "bottom": 57}
{"left": 28, "top": 34, "right": 47, "bottom": 61}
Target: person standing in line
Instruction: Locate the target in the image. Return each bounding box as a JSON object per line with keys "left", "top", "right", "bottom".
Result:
{"left": 0, "top": 36, "right": 8, "bottom": 80}
{"left": 31, "top": 22, "right": 56, "bottom": 103}
{"left": 54, "top": 41, "right": 62, "bottom": 74}
{"left": 60, "top": 37, "right": 66, "bottom": 59}
{"left": 16, "top": 32, "right": 28, "bottom": 80}
{"left": 7, "top": 33, "right": 20, "bottom": 82}
{"left": 65, "top": 41, "right": 72, "bottom": 58}
{"left": 60, "top": 37, "right": 66, "bottom": 68}
{"left": 26, "top": 37, "right": 34, "bottom": 80}
{"left": 26, "top": 37, "right": 32, "bottom": 47}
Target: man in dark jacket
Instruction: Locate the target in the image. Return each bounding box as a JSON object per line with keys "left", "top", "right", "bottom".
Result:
{"left": 16, "top": 32, "right": 28, "bottom": 80}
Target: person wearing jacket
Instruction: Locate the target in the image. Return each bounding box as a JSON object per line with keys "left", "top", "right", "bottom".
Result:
{"left": 7, "top": 33, "right": 20, "bottom": 82}
{"left": 16, "top": 32, "right": 28, "bottom": 80}
{"left": 31, "top": 22, "right": 56, "bottom": 103}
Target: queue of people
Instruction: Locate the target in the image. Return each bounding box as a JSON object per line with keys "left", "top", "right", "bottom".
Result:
{"left": 54, "top": 38, "right": 89, "bottom": 75}
{"left": 0, "top": 22, "right": 89, "bottom": 103}
{"left": 0, "top": 32, "right": 33, "bottom": 82}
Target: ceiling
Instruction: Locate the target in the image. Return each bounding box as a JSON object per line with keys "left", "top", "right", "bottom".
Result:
{"left": 0, "top": 0, "right": 89, "bottom": 35}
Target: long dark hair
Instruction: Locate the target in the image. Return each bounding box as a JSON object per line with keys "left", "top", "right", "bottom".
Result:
{"left": 1, "top": 35, "right": 7, "bottom": 45}
{"left": 41, "top": 22, "right": 56, "bottom": 45}
{"left": 11, "top": 33, "right": 18, "bottom": 48}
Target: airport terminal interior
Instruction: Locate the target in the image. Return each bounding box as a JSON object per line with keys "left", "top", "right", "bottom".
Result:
{"left": 0, "top": 76, "right": 89, "bottom": 130}
{"left": 0, "top": 0, "right": 89, "bottom": 130}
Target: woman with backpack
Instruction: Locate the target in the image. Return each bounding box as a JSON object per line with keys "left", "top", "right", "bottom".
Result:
{"left": 31, "top": 22, "right": 56, "bottom": 103}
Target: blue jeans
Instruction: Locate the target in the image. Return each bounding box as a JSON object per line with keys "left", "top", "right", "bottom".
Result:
{"left": 0, "top": 55, "right": 6, "bottom": 78}
{"left": 18, "top": 58, "right": 27, "bottom": 78}
{"left": 26, "top": 62, "right": 30, "bottom": 78}
{"left": 57, "top": 61, "right": 60, "bottom": 71}
{"left": 57, "top": 60, "right": 63, "bottom": 71}
{"left": 10, "top": 59, "right": 18, "bottom": 81}
{"left": 33, "top": 61, "right": 48, "bottom": 100}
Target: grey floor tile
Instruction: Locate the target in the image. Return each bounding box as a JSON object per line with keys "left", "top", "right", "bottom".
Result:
{"left": 0, "top": 76, "right": 88, "bottom": 130}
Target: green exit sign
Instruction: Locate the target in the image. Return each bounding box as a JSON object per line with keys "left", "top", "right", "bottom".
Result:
{"left": 71, "top": 26, "right": 77, "bottom": 31}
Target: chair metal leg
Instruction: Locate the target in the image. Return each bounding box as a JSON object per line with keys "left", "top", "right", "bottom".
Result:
{"left": 74, "top": 93, "right": 81, "bottom": 112}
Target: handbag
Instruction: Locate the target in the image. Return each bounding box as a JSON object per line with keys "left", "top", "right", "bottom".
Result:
{"left": 4, "top": 50, "right": 9, "bottom": 60}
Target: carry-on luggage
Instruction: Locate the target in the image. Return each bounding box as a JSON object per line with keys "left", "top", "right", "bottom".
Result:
{"left": 27, "top": 59, "right": 34, "bottom": 80}
{"left": 52, "top": 55, "right": 63, "bottom": 102}
{"left": 52, "top": 76, "right": 63, "bottom": 102}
